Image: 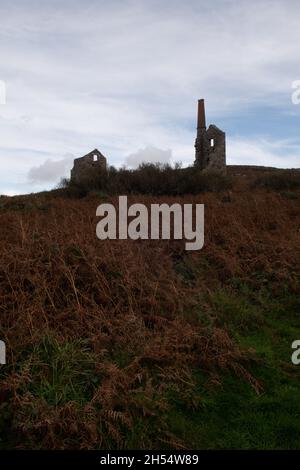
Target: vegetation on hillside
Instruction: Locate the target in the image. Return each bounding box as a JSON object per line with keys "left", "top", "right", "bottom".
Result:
{"left": 0, "top": 169, "right": 299, "bottom": 449}
{"left": 60, "top": 163, "right": 233, "bottom": 197}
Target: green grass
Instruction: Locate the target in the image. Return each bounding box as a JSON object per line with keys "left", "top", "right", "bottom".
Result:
{"left": 122, "top": 281, "right": 300, "bottom": 449}
{"left": 1, "top": 281, "right": 299, "bottom": 449}
{"left": 28, "top": 337, "right": 100, "bottom": 405}
{"left": 165, "top": 373, "right": 300, "bottom": 449}
{"left": 160, "top": 284, "right": 300, "bottom": 449}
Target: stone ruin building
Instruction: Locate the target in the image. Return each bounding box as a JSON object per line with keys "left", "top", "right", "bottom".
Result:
{"left": 70, "top": 100, "right": 225, "bottom": 182}
{"left": 70, "top": 149, "right": 107, "bottom": 182}
{"left": 194, "top": 99, "right": 226, "bottom": 172}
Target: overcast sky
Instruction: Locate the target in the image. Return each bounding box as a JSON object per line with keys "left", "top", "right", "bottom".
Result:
{"left": 0, "top": 0, "right": 299, "bottom": 195}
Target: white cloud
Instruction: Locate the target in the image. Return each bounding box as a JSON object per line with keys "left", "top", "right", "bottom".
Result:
{"left": 228, "top": 137, "right": 300, "bottom": 168}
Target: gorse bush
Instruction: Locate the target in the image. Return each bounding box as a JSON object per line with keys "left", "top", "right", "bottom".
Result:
{"left": 61, "top": 163, "right": 233, "bottom": 197}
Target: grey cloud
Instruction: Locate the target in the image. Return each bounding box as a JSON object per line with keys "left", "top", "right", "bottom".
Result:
{"left": 28, "top": 153, "right": 74, "bottom": 183}
{"left": 125, "top": 146, "right": 172, "bottom": 168}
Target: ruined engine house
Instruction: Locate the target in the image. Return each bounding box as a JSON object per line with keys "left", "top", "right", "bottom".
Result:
{"left": 194, "top": 99, "right": 226, "bottom": 172}
{"left": 70, "top": 149, "right": 107, "bottom": 183}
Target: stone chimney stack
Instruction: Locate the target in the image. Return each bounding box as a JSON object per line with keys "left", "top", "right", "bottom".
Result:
{"left": 195, "top": 98, "right": 207, "bottom": 169}
{"left": 197, "top": 99, "right": 206, "bottom": 129}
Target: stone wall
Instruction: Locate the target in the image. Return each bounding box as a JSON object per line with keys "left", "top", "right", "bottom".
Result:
{"left": 71, "top": 149, "right": 107, "bottom": 182}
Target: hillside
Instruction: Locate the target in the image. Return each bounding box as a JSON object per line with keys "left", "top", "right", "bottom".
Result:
{"left": 0, "top": 168, "right": 300, "bottom": 449}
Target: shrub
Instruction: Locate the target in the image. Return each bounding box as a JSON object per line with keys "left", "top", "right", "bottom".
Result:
{"left": 61, "top": 163, "right": 233, "bottom": 197}
{"left": 252, "top": 170, "right": 300, "bottom": 190}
